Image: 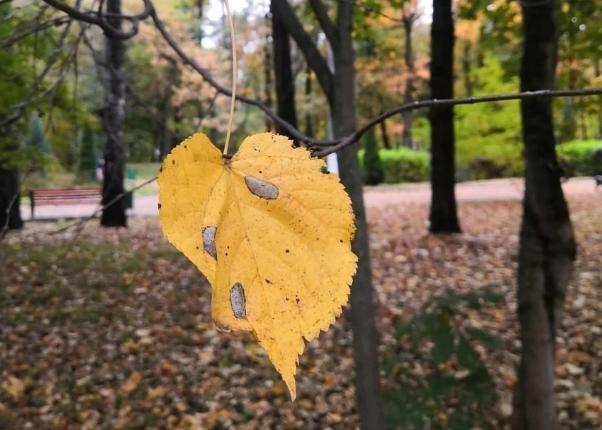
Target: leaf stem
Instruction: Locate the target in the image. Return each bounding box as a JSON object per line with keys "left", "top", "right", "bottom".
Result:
{"left": 223, "top": 0, "right": 236, "bottom": 156}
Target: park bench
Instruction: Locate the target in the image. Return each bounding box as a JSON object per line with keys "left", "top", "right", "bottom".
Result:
{"left": 29, "top": 187, "right": 102, "bottom": 219}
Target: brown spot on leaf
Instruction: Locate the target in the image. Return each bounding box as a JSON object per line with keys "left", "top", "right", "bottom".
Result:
{"left": 244, "top": 176, "right": 279, "bottom": 200}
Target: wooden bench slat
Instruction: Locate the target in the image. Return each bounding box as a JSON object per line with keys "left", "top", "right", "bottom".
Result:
{"left": 36, "top": 199, "right": 100, "bottom": 206}
{"left": 33, "top": 190, "right": 100, "bottom": 195}
{"left": 29, "top": 187, "right": 103, "bottom": 218}
{"left": 34, "top": 194, "right": 101, "bottom": 199}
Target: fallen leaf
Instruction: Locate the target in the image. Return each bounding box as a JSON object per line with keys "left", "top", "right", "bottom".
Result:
{"left": 1, "top": 376, "right": 25, "bottom": 401}
{"left": 121, "top": 371, "right": 142, "bottom": 393}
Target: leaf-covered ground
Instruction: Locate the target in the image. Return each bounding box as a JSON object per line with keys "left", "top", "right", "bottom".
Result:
{"left": 1, "top": 192, "right": 601, "bottom": 429}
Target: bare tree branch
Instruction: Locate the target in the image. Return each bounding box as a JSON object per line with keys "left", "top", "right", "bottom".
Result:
{"left": 41, "top": 0, "right": 151, "bottom": 39}
{"left": 147, "top": 5, "right": 320, "bottom": 145}
{"left": 0, "top": 15, "right": 71, "bottom": 48}
{"left": 312, "top": 88, "right": 602, "bottom": 156}
{"left": 271, "top": 0, "right": 334, "bottom": 104}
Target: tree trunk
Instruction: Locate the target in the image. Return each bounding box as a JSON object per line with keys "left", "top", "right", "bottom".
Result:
{"left": 263, "top": 15, "right": 274, "bottom": 132}
{"left": 579, "top": 104, "right": 587, "bottom": 140}
{"left": 379, "top": 118, "right": 391, "bottom": 149}
{"left": 101, "top": 0, "right": 127, "bottom": 227}
{"left": 401, "top": 13, "right": 415, "bottom": 148}
{"left": 333, "top": 5, "right": 385, "bottom": 429}
{"left": 271, "top": 1, "right": 298, "bottom": 138}
{"left": 596, "top": 60, "right": 602, "bottom": 138}
{"left": 462, "top": 40, "right": 473, "bottom": 96}
{"left": 559, "top": 0, "right": 577, "bottom": 142}
{"left": 512, "top": 1, "right": 576, "bottom": 429}
{"left": 0, "top": 165, "right": 23, "bottom": 232}
{"left": 429, "top": 0, "right": 461, "bottom": 233}
{"left": 304, "top": 66, "right": 314, "bottom": 136}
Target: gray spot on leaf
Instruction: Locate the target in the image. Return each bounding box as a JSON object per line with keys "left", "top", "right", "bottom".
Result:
{"left": 244, "top": 176, "right": 279, "bottom": 200}
{"left": 202, "top": 226, "right": 217, "bottom": 259}
{"left": 230, "top": 283, "right": 247, "bottom": 319}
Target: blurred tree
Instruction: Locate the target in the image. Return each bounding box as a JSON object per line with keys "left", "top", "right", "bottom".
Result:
{"left": 513, "top": 1, "right": 576, "bottom": 429}
{"left": 429, "top": 0, "right": 461, "bottom": 233}
{"left": 0, "top": 2, "right": 43, "bottom": 231}
{"left": 400, "top": 0, "right": 419, "bottom": 148}
{"left": 270, "top": 0, "right": 298, "bottom": 139}
{"left": 100, "top": 0, "right": 127, "bottom": 227}
{"left": 25, "top": 111, "right": 50, "bottom": 176}
{"left": 78, "top": 124, "right": 97, "bottom": 182}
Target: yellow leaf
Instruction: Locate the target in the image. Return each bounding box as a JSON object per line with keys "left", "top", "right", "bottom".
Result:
{"left": 158, "top": 133, "right": 357, "bottom": 399}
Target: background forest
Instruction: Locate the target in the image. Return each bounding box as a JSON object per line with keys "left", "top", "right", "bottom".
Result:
{"left": 1, "top": 0, "right": 601, "bottom": 187}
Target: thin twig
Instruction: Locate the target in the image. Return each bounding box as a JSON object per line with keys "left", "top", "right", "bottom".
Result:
{"left": 148, "top": 5, "right": 319, "bottom": 145}
{"left": 41, "top": 0, "right": 151, "bottom": 39}
{"left": 222, "top": 0, "right": 236, "bottom": 156}
{"left": 312, "top": 88, "right": 602, "bottom": 156}
{"left": 0, "top": 15, "right": 72, "bottom": 48}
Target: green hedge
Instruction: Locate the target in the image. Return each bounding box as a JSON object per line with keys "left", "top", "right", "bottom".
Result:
{"left": 557, "top": 140, "right": 602, "bottom": 176}
{"left": 359, "top": 148, "right": 429, "bottom": 184}
{"left": 357, "top": 139, "right": 602, "bottom": 185}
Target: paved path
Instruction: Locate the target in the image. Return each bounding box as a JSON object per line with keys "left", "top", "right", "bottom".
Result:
{"left": 21, "top": 177, "right": 599, "bottom": 220}
{"left": 364, "top": 177, "right": 598, "bottom": 208}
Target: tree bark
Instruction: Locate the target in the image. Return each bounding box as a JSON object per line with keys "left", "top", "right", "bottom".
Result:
{"left": 559, "top": 0, "right": 577, "bottom": 142}
{"left": 379, "top": 118, "right": 391, "bottom": 149}
{"left": 270, "top": 1, "right": 298, "bottom": 137}
{"left": 512, "top": 1, "right": 576, "bottom": 429}
{"left": 596, "top": 60, "right": 602, "bottom": 139}
{"left": 462, "top": 41, "right": 473, "bottom": 96}
{"left": 304, "top": 66, "right": 314, "bottom": 136}
{"left": 429, "top": 0, "right": 461, "bottom": 233}
{"left": 101, "top": 0, "right": 127, "bottom": 227}
{"left": 401, "top": 10, "right": 416, "bottom": 148}
{"left": 0, "top": 165, "right": 23, "bottom": 232}
{"left": 263, "top": 14, "right": 274, "bottom": 132}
